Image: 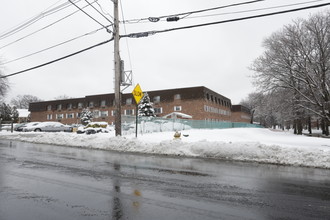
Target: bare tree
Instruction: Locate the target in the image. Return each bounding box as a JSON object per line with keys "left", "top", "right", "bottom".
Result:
{"left": 0, "top": 63, "right": 9, "bottom": 102}
{"left": 11, "top": 95, "right": 42, "bottom": 109}
{"left": 251, "top": 11, "right": 330, "bottom": 135}
{"left": 53, "top": 95, "right": 70, "bottom": 100}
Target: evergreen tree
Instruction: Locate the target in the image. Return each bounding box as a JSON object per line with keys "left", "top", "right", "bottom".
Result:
{"left": 80, "top": 108, "right": 93, "bottom": 125}
{"left": 0, "top": 103, "right": 19, "bottom": 122}
{"left": 138, "top": 92, "right": 155, "bottom": 118}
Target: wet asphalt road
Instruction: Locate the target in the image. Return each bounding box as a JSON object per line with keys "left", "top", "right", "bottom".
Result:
{"left": 0, "top": 140, "right": 330, "bottom": 220}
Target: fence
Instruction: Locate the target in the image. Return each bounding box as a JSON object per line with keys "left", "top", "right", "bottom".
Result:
{"left": 121, "top": 116, "right": 262, "bottom": 135}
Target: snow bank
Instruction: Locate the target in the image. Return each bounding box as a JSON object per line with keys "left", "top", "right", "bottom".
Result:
{"left": 0, "top": 128, "right": 329, "bottom": 169}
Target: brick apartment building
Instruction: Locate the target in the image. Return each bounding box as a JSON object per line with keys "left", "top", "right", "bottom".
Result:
{"left": 29, "top": 86, "right": 251, "bottom": 124}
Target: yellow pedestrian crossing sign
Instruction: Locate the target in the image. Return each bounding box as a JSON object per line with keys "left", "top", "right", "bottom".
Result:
{"left": 132, "top": 84, "right": 144, "bottom": 104}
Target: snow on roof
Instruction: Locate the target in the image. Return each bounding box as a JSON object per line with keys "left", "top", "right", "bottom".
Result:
{"left": 163, "top": 112, "right": 193, "bottom": 119}
{"left": 17, "top": 109, "right": 30, "bottom": 118}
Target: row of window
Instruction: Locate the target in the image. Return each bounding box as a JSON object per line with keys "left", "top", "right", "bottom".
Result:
{"left": 204, "top": 105, "right": 231, "bottom": 116}
{"left": 48, "top": 101, "right": 108, "bottom": 111}
{"left": 47, "top": 111, "right": 110, "bottom": 120}
{"left": 206, "top": 93, "right": 231, "bottom": 107}
{"left": 45, "top": 106, "right": 182, "bottom": 120}
{"left": 46, "top": 94, "right": 183, "bottom": 111}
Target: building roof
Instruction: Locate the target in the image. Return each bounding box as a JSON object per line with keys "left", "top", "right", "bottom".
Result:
{"left": 17, "top": 109, "right": 30, "bottom": 117}
{"left": 29, "top": 86, "right": 231, "bottom": 111}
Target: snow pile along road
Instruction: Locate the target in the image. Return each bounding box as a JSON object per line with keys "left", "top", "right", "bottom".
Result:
{"left": 0, "top": 128, "right": 329, "bottom": 169}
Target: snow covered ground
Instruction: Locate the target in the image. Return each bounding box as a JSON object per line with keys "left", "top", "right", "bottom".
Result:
{"left": 0, "top": 128, "right": 329, "bottom": 169}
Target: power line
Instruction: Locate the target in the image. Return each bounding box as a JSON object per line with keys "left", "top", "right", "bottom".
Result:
{"left": 0, "top": 4, "right": 87, "bottom": 50}
{"left": 95, "top": 0, "right": 114, "bottom": 20}
{"left": 0, "top": 38, "right": 113, "bottom": 79}
{"left": 3, "top": 26, "right": 109, "bottom": 65}
{"left": 119, "top": 0, "right": 133, "bottom": 71}
{"left": 184, "top": 0, "right": 327, "bottom": 21}
{"left": 84, "top": 0, "right": 113, "bottom": 24}
{"left": 122, "top": 2, "right": 330, "bottom": 38}
{"left": 69, "top": 0, "right": 111, "bottom": 32}
{"left": 0, "top": 0, "right": 82, "bottom": 40}
{"left": 121, "top": 0, "right": 265, "bottom": 24}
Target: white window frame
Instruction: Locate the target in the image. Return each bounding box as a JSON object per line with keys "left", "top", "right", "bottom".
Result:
{"left": 124, "top": 109, "right": 134, "bottom": 116}
{"left": 174, "top": 94, "right": 181, "bottom": 100}
{"left": 66, "top": 113, "right": 74, "bottom": 119}
{"left": 153, "top": 96, "right": 160, "bottom": 103}
{"left": 174, "top": 106, "right": 182, "bottom": 111}
{"left": 56, "top": 114, "right": 64, "bottom": 120}
{"left": 154, "top": 107, "right": 163, "bottom": 114}
{"left": 93, "top": 110, "right": 100, "bottom": 118}
{"left": 126, "top": 98, "right": 133, "bottom": 105}
{"left": 47, "top": 114, "right": 52, "bottom": 120}
{"left": 101, "top": 111, "right": 109, "bottom": 117}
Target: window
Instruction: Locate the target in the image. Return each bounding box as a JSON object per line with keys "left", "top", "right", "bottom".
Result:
{"left": 66, "top": 113, "right": 74, "bottom": 119}
{"left": 111, "top": 110, "right": 116, "bottom": 116}
{"left": 100, "top": 100, "right": 106, "bottom": 107}
{"left": 47, "top": 105, "right": 52, "bottom": 111}
{"left": 78, "top": 102, "right": 84, "bottom": 109}
{"left": 56, "top": 114, "right": 64, "bottom": 120}
{"left": 89, "top": 101, "right": 94, "bottom": 108}
{"left": 154, "top": 107, "right": 163, "bottom": 114}
{"left": 174, "top": 94, "right": 181, "bottom": 100}
{"left": 126, "top": 98, "right": 132, "bottom": 105}
{"left": 153, "top": 96, "right": 160, "bottom": 103}
{"left": 57, "top": 104, "right": 62, "bottom": 110}
{"left": 76, "top": 112, "right": 81, "bottom": 118}
{"left": 125, "top": 109, "right": 134, "bottom": 115}
{"left": 67, "top": 103, "right": 72, "bottom": 110}
{"left": 101, "top": 111, "right": 108, "bottom": 117}
{"left": 47, "top": 114, "right": 52, "bottom": 120}
{"left": 93, "top": 110, "right": 100, "bottom": 118}
{"left": 174, "top": 106, "right": 182, "bottom": 111}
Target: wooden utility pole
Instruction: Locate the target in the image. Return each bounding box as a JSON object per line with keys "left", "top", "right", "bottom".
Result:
{"left": 113, "top": 0, "right": 121, "bottom": 136}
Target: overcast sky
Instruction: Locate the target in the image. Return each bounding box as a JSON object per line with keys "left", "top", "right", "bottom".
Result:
{"left": 1, "top": 0, "right": 329, "bottom": 104}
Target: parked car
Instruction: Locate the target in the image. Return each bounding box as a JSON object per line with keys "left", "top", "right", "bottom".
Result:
{"left": 14, "top": 123, "right": 29, "bottom": 131}
{"left": 16, "top": 122, "right": 40, "bottom": 132}
{"left": 23, "top": 122, "right": 72, "bottom": 132}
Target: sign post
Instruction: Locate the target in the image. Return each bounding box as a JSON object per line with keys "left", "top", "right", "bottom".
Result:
{"left": 132, "top": 84, "right": 144, "bottom": 138}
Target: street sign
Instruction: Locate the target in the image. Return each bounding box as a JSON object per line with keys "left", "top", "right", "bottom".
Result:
{"left": 132, "top": 84, "right": 144, "bottom": 104}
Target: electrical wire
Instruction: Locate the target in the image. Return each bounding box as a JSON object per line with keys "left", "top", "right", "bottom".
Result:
{"left": 3, "top": 26, "right": 110, "bottom": 65}
{"left": 95, "top": 0, "right": 114, "bottom": 20}
{"left": 183, "top": 0, "right": 328, "bottom": 21}
{"left": 119, "top": 0, "right": 133, "bottom": 72}
{"left": 69, "top": 0, "right": 111, "bottom": 32}
{"left": 84, "top": 0, "right": 113, "bottom": 24}
{"left": 121, "top": 0, "right": 264, "bottom": 24}
{"left": 0, "top": 0, "right": 82, "bottom": 40}
{"left": 0, "top": 0, "right": 111, "bottom": 50}
{"left": 0, "top": 4, "right": 87, "bottom": 50}
{"left": 0, "top": 38, "right": 114, "bottom": 79}
{"left": 121, "top": 2, "right": 330, "bottom": 38}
